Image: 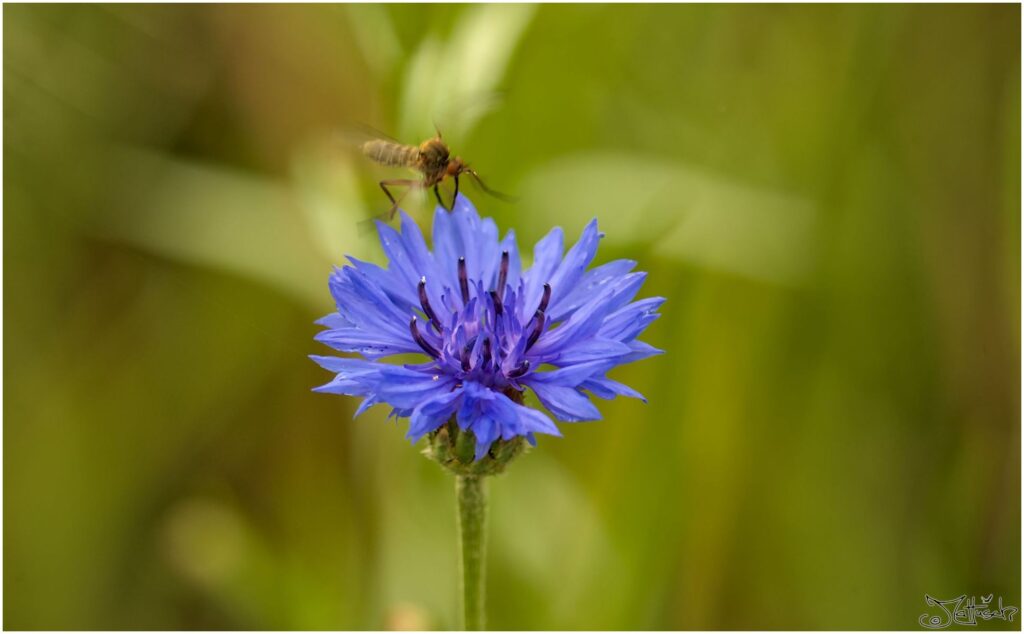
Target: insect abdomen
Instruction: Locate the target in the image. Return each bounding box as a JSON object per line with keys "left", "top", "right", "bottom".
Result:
{"left": 361, "top": 140, "right": 419, "bottom": 168}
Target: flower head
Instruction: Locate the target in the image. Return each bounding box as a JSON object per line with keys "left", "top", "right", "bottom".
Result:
{"left": 312, "top": 196, "right": 663, "bottom": 463}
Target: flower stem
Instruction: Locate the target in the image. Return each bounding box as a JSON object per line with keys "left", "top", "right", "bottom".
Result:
{"left": 456, "top": 474, "right": 487, "bottom": 630}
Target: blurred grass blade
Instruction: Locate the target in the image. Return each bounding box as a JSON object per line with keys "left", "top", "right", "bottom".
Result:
{"left": 97, "top": 148, "right": 350, "bottom": 308}
{"left": 519, "top": 152, "right": 818, "bottom": 286}
{"left": 398, "top": 4, "right": 536, "bottom": 140}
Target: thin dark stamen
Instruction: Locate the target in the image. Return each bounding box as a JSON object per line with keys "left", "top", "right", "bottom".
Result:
{"left": 409, "top": 316, "right": 440, "bottom": 358}
{"left": 507, "top": 360, "right": 530, "bottom": 379}
{"left": 538, "top": 283, "right": 552, "bottom": 313}
{"left": 460, "top": 345, "right": 472, "bottom": 372}
{"left": 525, "top": 310, "right": 546, "bottom": 351}
{"left": 417, "top": 277, "right": 441, "bottom": 331}
{"left": 490, "top": 291, "right": 503, "bottom": 315}
{"left": 458, "top": 257, "right": 470, "bottom": 304}
{"left": 496, "top": 250, "right": 509, "bottom": 300}
{"left": 482, "top": 338, "right": 492, "bottom": 368}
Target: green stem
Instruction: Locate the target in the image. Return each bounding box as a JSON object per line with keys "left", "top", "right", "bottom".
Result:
{"left": 456, "top": 474, "right": 487, "bottom": 630}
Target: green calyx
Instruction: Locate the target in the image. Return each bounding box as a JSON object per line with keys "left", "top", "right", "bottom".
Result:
{"left": 424, "top": 419, "right": 527, "bottom": 476}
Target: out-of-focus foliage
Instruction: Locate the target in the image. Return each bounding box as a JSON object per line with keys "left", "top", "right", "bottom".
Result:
{"left": 4, "top": 4, "right": 1020, "bottom": 629}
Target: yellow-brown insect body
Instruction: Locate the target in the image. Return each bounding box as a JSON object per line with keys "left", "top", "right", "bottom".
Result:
{"left": 415, "top": 137, "right": 453, "bottom": 186}
{"left": 360, "top": 139, "right": 422, "bottom": 170}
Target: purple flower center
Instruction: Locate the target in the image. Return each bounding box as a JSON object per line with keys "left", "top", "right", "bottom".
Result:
{"left": 409, "top": 250, "right": 551, "bottom": 389}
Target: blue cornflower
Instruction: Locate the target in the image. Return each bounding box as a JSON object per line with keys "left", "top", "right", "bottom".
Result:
{"left": 311, "top": 196, "right": 663, "bottom": 462}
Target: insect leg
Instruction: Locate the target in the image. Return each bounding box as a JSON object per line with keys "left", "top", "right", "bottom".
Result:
{"left": 433, "top": 184, "right": 450, "bottom": 211}
{"left": 380, "top": 179, "right": 421, "bottom": 220}
{"left": 379, "top": 181, "right": 399, "bottom": 205}
{"left": 452, "top": 174, "right": 460, "bottom": 209}
{"left": 467, "top": 170, "right": 517, "bottom": 203}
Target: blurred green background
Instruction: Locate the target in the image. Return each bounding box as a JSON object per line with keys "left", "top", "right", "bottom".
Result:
{"left": 4, "top": 4, "right": 1020, "bottom": 630}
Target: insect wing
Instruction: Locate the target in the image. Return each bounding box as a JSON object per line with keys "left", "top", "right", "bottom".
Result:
{"left": 335, "top": 122, "right": 403, "bottom": 149}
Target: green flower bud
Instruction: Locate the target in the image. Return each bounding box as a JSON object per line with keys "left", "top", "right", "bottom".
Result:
{"left": 424, "top": 418, "right": 528, "bottom": 477}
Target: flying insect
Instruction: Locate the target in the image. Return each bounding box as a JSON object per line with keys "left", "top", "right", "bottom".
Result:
{"left": 359, "top": 130, "right": 512, "bottom": 219}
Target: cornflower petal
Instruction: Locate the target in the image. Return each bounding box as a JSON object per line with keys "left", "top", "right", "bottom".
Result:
{"left": 316, "top": 312, "right": 350, "bottom": 329}
{"left": 549, "top": 338, "right": 633, "bottom": 366}
{"left": 408, "top": 387, "right": 465, "bottom": 441}
{"left": 582, "top": 377, "right": 647, "bottom": 402}
{"left": 519, "top": 226, "right": 564, "bottom": 321}
{"left": 599, "top": 297, "right": 667, "bottom": 342}
{"left": 528, "top": 273, "right": 647, "bottom": 357}
{"left": 314, "top": 328, "right": 420, "bottom": 359}
{"left": 547, "top": 258, "right": 636, "bottom": 322}
{"left": 375, "top": 221, "right": 424, "bottom": 294}
{"left": 528, "top": 383, "right": 602, "bottom": 422}
{"left": 547, "top": 219, "right": 602, "bottom": 307}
